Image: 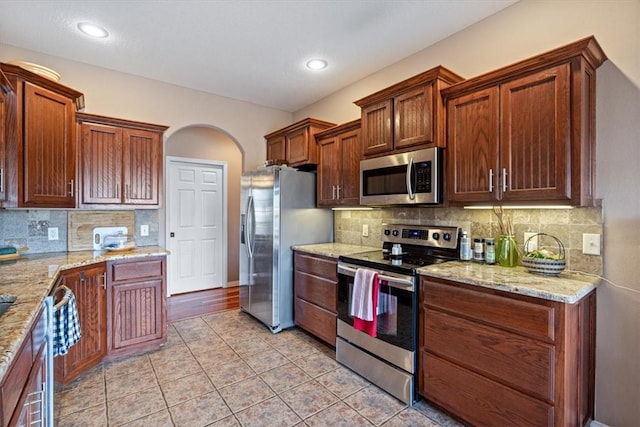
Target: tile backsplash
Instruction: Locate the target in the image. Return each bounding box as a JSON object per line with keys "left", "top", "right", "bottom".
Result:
{"left": 334, "top": 204, "right": 603, "bottom": 275}
{"left": 0, "top": 209, "right": 159, "bottom": 253}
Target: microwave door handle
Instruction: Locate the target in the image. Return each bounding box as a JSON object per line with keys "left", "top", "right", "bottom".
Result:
{"left": 406, "top": 157, "right": 416, "bottom": 200}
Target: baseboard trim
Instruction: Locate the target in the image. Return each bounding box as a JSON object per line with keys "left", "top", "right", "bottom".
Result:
{"left": 167, "top": 286, "right": 239, "bottom": 322}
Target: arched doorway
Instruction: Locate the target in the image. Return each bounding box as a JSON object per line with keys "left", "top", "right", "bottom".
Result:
{"left": 164, "top": 125, "right": 243, "bottom": 298}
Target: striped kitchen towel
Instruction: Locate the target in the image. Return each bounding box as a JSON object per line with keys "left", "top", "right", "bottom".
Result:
{"left": 53, "top": 289, "right": 82, "bottom": 357}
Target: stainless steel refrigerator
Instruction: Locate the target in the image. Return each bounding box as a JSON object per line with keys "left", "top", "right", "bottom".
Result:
{"left": 240, "top": 166, "right": 333, "bottom": 332}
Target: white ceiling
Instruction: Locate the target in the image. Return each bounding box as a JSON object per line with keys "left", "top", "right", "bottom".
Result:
{"left": 0, "top": 0, "right": 518, "bottom": 112}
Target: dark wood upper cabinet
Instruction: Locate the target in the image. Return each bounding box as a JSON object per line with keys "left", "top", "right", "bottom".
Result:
{"left": 0, "top": 70, "right": 10, "bottom": 203}
{"left": 315, "top": 119, "right": 361, "bottom": 207}
{"left": 443, "top": 36, "right": 606, "bottom": 206}
{"left": 77, "top": 113, "right": 168, "bottom": 208}
{"left": 355, "top": 66, "right": 463, "bottom": 158}
{"left": 0, "top": 62, "right": 84, "bottom": 208}
{"left": 264, "top": 117, "right": 335, "bottom": 168}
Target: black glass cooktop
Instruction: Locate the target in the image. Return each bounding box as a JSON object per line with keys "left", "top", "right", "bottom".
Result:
{"left": 339, "top": 249, "right": 453, "bottom": 275}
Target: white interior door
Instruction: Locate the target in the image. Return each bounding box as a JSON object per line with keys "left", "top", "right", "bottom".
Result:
{"left": 167, "top": 157, "right": 227, "bottom": 295}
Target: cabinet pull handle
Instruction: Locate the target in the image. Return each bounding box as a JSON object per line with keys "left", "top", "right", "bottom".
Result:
{"left": 68, "top": 179, "right": 74, "bottom": 197}
{"left": 101, "top": 272, "right": 107, "bottom": 289}
{"left": 125, "top": 184, "right": 130, "bottom": 200}
{"left": 116, "top": 184, "right": 120, "bottom": 199}
{"left": 336, "top": 185, "right": 341, "bottom": 200}
{"left": 489, "top": 169, "right": 494, "bottom": 193}
{"left": 0, "top": 168, "right": 3, "bottom": 194}
{"left": 502, "top": 168, "right": 508, "bottom": 192}
{"left": 332, "top": 185, "right": 336, "bottom": 200}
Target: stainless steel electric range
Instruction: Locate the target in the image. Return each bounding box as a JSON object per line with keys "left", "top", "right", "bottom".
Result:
{"left": 336, "top": 223, "right": 461, "bottom": 405}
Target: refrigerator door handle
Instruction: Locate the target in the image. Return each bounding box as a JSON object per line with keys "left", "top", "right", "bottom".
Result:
{"left": 246, "top": 195, "right": 255, "bottom": 258}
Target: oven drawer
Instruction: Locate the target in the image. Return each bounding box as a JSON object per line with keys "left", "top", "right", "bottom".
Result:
{"left": 294, "top": 253, "right": 337, "bottom": 281}
{"left": 294, "top": 271, "right": 336, "bottom": 312}
{"left": 421, "top": 352, "right": 554, "bottom": 427}
{"left": 424, "top": 307, "right": 554, "bottom": 401}
{"left": 421, "top": 279, "right": 556, "bottom": 342}
{"left": 295, "top": 297, "right": 336, "bottom": 346}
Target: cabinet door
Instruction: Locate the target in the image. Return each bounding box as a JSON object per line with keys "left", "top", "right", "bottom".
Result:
{"left": 80, "top": 123, "right": 123, "bottom": 204}
{"left": 317, "top": 136, "right": 339, "bottom": 207}
{"left": 23, "top": 82, "right": 76, "bottom": 207}
{"left": 394, "top": 85, "right": 433, "bottom": 149}
{"left": 54, "top": 264, "right": 107, "bottom": 384}
{"left": 361, "top": 99, "right": 393, "bottom": 156}
{"left": 500, "top": 64, "right": 571, "bottom": 202}
{"left": 337, "top": 128, "right": 361, "bottom": 205}
{"left": 446, "top": 87, "right": 500, "bottom": 204}
{"left": 0, "top": 87, "right": 6, "bottom": 202}
{"left": 266, "top": 135, "right": 285, "bottom": 163}
{"left": 111, "top": 278, "right": 164, "bottom": 349}
{"left": 285, "top": 127, "right": 309, "bottom": 165}
{"left": 10, "top": 340, "right": 48, "bottom": 427}
{"left": 122, "top": 128, "right": 161, "bottom": 205}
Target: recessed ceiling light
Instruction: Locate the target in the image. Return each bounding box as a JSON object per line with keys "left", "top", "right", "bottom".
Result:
{"left": 77, "top": 22, "right": 109, "bottom": 38}
{"left": 306, "top": 59, "right": 328, "bottom": 71}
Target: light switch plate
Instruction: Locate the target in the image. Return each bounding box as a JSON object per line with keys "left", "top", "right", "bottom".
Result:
{"left": 582, "top": 233, "right": 601, "bottom": 255}
{"left": 523, "top": 232, "right": 538, "bottom": 252}
{"left": 362, "top": 224, "right": 369, "bottom": 237}
{"left": 48, "top": 227, "right": 59, "bottom": 241}
{"left": 140, "top": 224, "right": 149, "bottom": 237}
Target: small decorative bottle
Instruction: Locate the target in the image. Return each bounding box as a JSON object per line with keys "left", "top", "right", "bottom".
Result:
{"left": 473, "top": 238, "right": 485, "bottom": 263}
{"left": 485, "top": 238, "right": 496, "bottom": 264}
{"left": 460, "top": 232, "right": 471, "bottom": 261}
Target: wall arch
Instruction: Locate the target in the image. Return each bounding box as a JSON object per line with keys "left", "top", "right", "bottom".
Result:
{"left": 165, "top": 124, "right": 243, "bottom": 284}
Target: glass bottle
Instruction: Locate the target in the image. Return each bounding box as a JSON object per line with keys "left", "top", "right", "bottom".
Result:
{"left": 497, "top": 235, "right": 519, "bottom": 267}
{"left": 485, "top": 238, "right": 496, "bottom": 264}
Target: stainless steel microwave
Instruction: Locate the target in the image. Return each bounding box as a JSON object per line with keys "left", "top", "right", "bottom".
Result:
{"left": 360, "top": 147, "right": 442, "bottom": 206}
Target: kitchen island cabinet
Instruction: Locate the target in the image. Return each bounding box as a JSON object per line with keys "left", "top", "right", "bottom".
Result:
{"left": 293, "top": 252, "right": 338, "bottom": 346}
{"left": 0, "top": 62, "right": 84, "bottom": 209}
{"left": 419, "top": 273, "right": 596, "bottom": 427}
{"left": 265, "top": 117, "right": 335, "bottom": 169}
{"left": 315, "top": 119, "right": 361, "bottom": 207}
{"left": 77, "top": 113, "right": 168, "bottom": 208}
{"left": 354, "top": 66, "right": 463, "bottom": 157}
{"left": 443, "top": 36, "right": 606, "bottom": 206}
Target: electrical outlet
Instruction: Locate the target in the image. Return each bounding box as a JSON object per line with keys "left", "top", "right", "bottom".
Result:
{"left": 362, "top": 224, "right": 369, "bottom": 237}
{"left": 583, "top": 233, "right": 601, "bottom": 255}
{"left": 523, "top": 232, "right": 538, "bottom": 252}
{"left": 140, "top": 224, "right": 149, "bottom": 237}
{"left": 48, "top": 227, "right": 59, "bottom": 241}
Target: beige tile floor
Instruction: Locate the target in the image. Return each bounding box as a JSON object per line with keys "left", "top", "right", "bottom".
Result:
{"left": 54, "top": 309, "right": 463, "bottom": 426}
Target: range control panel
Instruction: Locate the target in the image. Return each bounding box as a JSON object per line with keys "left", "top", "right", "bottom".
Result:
{"left": 382, "top": 224, "right": 460, "bottom": 250}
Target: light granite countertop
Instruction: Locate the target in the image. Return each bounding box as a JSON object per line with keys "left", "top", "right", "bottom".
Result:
{"left": 291, "top": 243, "right": 378, "bottom": 259}
{"left": 0, "top": 247, "right": 168, "bottom": 384}
{"left": 418, "top": 261, "right": 600, "bottom": 304}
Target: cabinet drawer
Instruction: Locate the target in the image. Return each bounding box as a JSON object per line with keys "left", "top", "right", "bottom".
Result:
{"left": 422, "top": 279, "right": 555, "bottom": 342}
{"left": 1, "top": 335, "right": 33, "bottom": 425}
{"left": 421, "top": 352, "right": 554, "bottom": 427}
{"left": 110, "top": 258, "right": 164, "bottom": 282}
{"left": 424, "top": 308, "right": 554, "bottom": 401}
{"left": 294, "top": 253, "right": 337, "bottom": 280}
{"left": 294, "top": 271, "right": 336, "bottom": 312}
{"left": 295, "top": 297, "right": 336, "bottom": 346}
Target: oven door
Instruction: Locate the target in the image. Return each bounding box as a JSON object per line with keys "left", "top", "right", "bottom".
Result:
{"left": 359, "top": 147, "right": 441, "bottom": 206}
{"left": 336, "top": 262, "right": 417, "bottom": 352}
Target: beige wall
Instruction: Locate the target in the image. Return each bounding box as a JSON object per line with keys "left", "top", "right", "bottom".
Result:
{"left": 298, "top": 1, "right": 640, "bottom": 424}
{"left": 165, "top": 126, "right": 243, "bottom": 283}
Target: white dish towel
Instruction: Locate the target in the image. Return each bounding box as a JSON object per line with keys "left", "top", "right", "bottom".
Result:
{"left": 350, "top": 268, "right": 378, "bottom": 321}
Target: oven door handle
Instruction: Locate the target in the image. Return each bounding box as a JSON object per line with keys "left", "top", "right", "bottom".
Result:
{"left": 337, "top": 264, "right": 415, "bottom": 292}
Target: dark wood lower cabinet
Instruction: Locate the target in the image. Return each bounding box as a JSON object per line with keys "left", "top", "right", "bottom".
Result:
{"left": 419, "top": 277, "right": 596, "bottom": 427}
{"left": 293, "top": 252, "right": 338, "bottom": 346}
{"left": 54, "top": 256, "right": 167, "bottom": 384}
{"left": 54, "top": 263, "right": 107, "bottom": 384}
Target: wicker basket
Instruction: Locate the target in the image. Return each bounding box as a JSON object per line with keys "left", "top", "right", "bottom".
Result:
{"left": 521, "top": 233, "right": 566, "bottom": 276}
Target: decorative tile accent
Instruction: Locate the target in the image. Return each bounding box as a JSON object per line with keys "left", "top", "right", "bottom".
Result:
{"left": 304, "top": 401, "right": 372, "bottom": 427}
{"left": 234, "top": 396, "right": 302, "bottom": 427}
{"left": 343, "top": 386, "right": 406, "bottom": 426}
{"left": 218, "top": 376, "right": 275, "bottom": 413}
{"left": 169, "top": 391, "right": 232, "bottom": 426}
{"left": 279, "top": 380, "right": 339, "bottom": 419}
{"left": 160, "top": 371, "right": 215, "bottom": 407}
